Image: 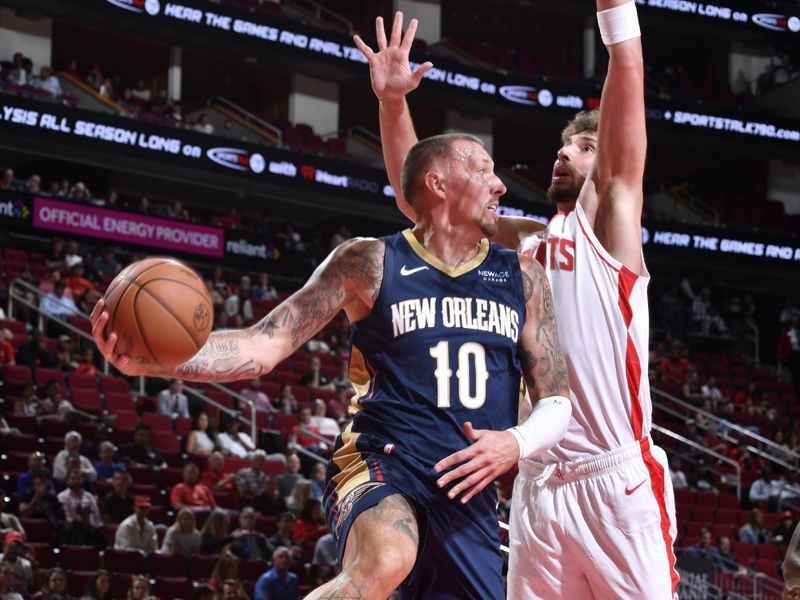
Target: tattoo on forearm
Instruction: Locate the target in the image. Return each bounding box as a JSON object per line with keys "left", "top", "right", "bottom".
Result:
{"left": 176, "top": 333, "right": 263, "bottom": 380}
{"left": 522, "top": 263, "right": 569, "bottom": 397}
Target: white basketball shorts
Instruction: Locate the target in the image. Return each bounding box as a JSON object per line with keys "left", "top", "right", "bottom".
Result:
{"left": 507, "top": 437, "right": 680, "bottom": 599}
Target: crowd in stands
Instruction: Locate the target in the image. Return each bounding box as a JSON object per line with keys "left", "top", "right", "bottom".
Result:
{"left": 0, "top": 234, "right": 358, "bottom": 597}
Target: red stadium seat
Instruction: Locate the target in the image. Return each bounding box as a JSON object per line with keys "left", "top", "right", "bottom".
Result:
{"left": 149, "top": 553, "right": 189, "bottom": 578}
{"left": 99, "top": 375, "right": 129, "bottom": 394}
{"left": 66, "top": 570, "right": 94, "bottom": 597}
{"left": 34, "top": 367, "right": 65, "bottom": 389}
{"left": 59, "top": 545, "right": 102, "bottom": 571}
{"left": 105, "top": 392, "right": 136, "bottom": 412}
{"left": 68, "top": 372, "right": 98, "bottom": 390}
{"left": 154, "top": 578, "right": 194, "bottom": 599}
{"left": 102, "top": 548, "right": 147, "bottom": 575}
{"left": 21, "top": 519, "right": 52, "bottom": 543}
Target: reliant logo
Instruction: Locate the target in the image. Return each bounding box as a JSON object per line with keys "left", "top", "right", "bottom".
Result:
{"left": 0, "top": 200, "right": 30, "bottom": 219}
{"left": 106, "top": 0, "right": 159, "bottom": 14}
{"left": 226, "top": 239, "right": 281, "bottom": 260}
{"left": 478, "top": 269, "right": 510, "bottom": 284}
{"left": 752, "top": 13, "right": 800, "bottom": 32}
{"left": 207, "top": 148, "right": 265, "bottom": 174}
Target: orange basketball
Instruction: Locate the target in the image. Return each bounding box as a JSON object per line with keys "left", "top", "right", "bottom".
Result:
{"left": 103, "top": 257, "right": 213, "bottom": 369}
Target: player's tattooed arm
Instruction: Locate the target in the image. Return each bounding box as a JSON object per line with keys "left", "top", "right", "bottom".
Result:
{"left": 518, "top": 255, "right": 570, "bottom": 398}
{"left": 172, "top": 238, "right": 385, "bottom": 383}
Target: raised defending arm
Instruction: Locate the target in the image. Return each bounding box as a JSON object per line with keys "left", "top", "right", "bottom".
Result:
{"left": 355, "top": 12, "right": 545, "bottom": 250}
{"left": 584, "top": 0, "right": 647, "bottom": 272}
{"left": 91, "top": 239, "right": 384, "bottom": 381}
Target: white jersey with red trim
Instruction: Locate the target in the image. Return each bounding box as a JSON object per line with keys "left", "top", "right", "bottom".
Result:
{"left": 519, "top": 202, "right": 651, "bottom": 463}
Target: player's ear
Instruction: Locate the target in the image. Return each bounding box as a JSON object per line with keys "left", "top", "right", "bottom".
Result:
{"left": 423, "top": 169, "right": 446, "bottom": 199}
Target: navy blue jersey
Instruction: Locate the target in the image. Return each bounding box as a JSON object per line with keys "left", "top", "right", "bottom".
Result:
{"left": 347, "top": 229, "right": 525, "bottom": 468}
{"left": 324, "top": 230, "right": 527, "bottom": 599}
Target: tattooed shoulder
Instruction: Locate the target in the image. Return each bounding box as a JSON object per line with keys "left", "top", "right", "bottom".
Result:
{"left": 333, "top": 237, "right": 385, "bottom": 302}
{"left": 518, "top": 254, "right": 545, "bottom": 303}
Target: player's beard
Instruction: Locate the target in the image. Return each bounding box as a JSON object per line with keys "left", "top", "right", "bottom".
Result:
{"left": 547, "top": 175, "right": 585, "bottom": 206}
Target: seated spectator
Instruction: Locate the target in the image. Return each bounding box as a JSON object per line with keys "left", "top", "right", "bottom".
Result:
{"left": 6, "top": 52, "right": 27, "bottom": 86}
{"left": 33, "top": 66, "right": 62, "bottom": 97}
{"left": 715, "top": 535, "right": 747, "bottom": 574}
{"left": 216, "top": 418, "right": 257, "bottom": 459}
{"left": 19, "top": 468, "right": 65, "bottom": 531}
{"left": 255, "top": 547, "right": 298, "bottom": 600}
{"left": 194, "top": 113, "right": 214, "bottom": 135}
{"left": 688, "top": 459, "right": 717, "bottom": 492}
{"left": 0, "top": 496, "right": 24, "bottom": 540}
{"left": 57, "top": 468, "right": 102, "bottom": 526}
{"left": 29, "top": 567, "right": 68, "bottom": 600}
{"left": 306, "top": 334, "right": 330, "bottom": 355}
{"left": 331, "top": 361, "right": 351, "bottom": 390}
{"left": 779, "top": 471, "right": 800, "bottom": 510}
{"left": 749, "top": 467, "right": 778, "bottom": 505}
{"left": 201, "top": 451, "right": 237, "bottom": 493}
{"left": 740, "top": 508, "right": 770, "bottom": 544}
{"left": 40, "top": 281, "right": 78, "bottom": 329}
{"left": 299, "top": 355, "right": 334, "bottom": 391}
{"left": 16, "top": 329, "right": 57, "bottom": 370}
{"left": 99, "top": 469, "right": 133, "bottom": 525}
{"left": 186, "top": 411, "right": 216, "bottom": 456}
{"left": 53, "top": 431, "right": 97, "bottom": 482}
{"left": 291, "top": 498, "right": 328, "bottom": 545}
{"left": 312, "top": 531, "right": 339, "bottom": 584}
{"left": 193, "top": 584, "right": 215, "bottom": 600}
{"left": 200, "top": 508, "right": 234, "bottom": 556}
{"left": 118, "top": 425, "right": 166, "bottom": 468}
{"left": 659, "top": 341, "right": 691, "bottom": 387}
{"left": 126, "top": 575, "right": 157, "bottom": 600}
{"left": 701, "top": 376, "right": 724, "bottom": 407}
{"left": 114, "top": 495, "right": 157, "bottom": 553}
{"left": 16, "top": 452, "right": 52, "bottom": 495}
{"left": 669, "top": 458, "right": 688, "bottom": 490}
{"left": 156, "top": 378, "right": 189, "bottom": 418}
{"left": 75, "top": 347, "right": 99, "bottom": 376}
{"left": 0, "top": 532, "right": 36, "bottom": 596}
{"left": 0, "top": 328, "right": 14, "bottom": 366}
{"left": 703, "top": 422, "right": 727, "bottom": 454}
{"left": 209, "top": 552, "right": 241, "bottom": 591}
{"left": 13, "top": 383, "right": 43, "bottom": 417}
{"left": 289, "top": 407, "right": 322, "bottom": 453}
{"left": 230, "top": 507, "right": 272, "bottom": 561}
{"left": 92, "top": 248, "right": 121, "bottom": 279}
{"left": 220, "top": 579, "right": 248, "bottom": 600}
{"left": 773, "top": 510, "right": 796, "bottom": 543}
{"left": 309, "top": 464, "right": 326, "bottom": 500}
{"left": 170, "top": 462, "right": 216, "bottom": 512}
{"left": 0, "top": 560, "right": 24, "bottom": 599}
{"left": 62, "top": 502, "right": 108, "bottom": 550}
{"left": 276, "top": 383, "right": 298, "bottom": 414}
{"left": 94, "top": 441, "right": 125, "bottom": 481}
{"left": 277, "top": 453, "right": 302, "bottom": 499}
{"left": 684, "top": 528, "right": 720, "bottom": 563}
{"left": 60, "top": 452, "right": 96, "bottom": 492}
{"left": 240, "top": 377, "right": 272, "bottom": 413}
{"left": 252, "top": 476, "right": 287, "bottom": 517}
{"left": 81, "top": 569, "right": 112, "bottom": 600}
{"left": 310, "top": 399, "right": 341, "bottom": 438}
{"left": 223, "top": 282, "right": 253, "bottom": 328}
{"left": 286, "top": 479, "right": 312, "bottom": 515}
{"left": 235, "top": 450, "right": 270, "bottom": 497}
{"left": 251, "top": 272, "right": 278, "bottom": 302}
{"left": 160, "top": 508, "right": 201, "bottom": 558}
{"left": 268, "top": 512, "right": 296, "bottom": 551}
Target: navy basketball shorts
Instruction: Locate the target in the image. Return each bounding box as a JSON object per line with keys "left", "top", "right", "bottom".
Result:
{"left": 323, "top": 429, "right": 505, "bottom": 600}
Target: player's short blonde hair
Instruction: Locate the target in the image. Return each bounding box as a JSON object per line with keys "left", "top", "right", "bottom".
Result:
{"left": 401, "top": 133, "right": 484, "bottom": 206}
{"left": 561, "top": 109, "right": 600, "bottom": 143}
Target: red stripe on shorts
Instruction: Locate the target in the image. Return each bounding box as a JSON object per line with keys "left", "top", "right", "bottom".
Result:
{"left": 640, "top": 437, "right": 680, "bottom": 595}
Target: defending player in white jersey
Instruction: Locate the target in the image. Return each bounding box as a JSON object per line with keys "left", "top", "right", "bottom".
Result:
{"left": 355, "top": 2, "right": 678, "bottom": 598}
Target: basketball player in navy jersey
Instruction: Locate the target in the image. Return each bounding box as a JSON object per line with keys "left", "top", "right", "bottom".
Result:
{"left": 361, "top": 5, "right": 679, "bottom": 598}
{"left": 91, "top": 134, "right": 571, "bottom": 598}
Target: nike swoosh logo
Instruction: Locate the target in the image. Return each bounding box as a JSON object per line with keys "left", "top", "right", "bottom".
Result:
{"left": 625, "top": 480, "right": 647, "bottom": 495}
{"left": 400, "top": 265, "right": 429, "bottom": 276}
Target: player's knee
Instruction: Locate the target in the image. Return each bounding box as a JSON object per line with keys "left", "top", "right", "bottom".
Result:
{"left": 365, "top": 543, "right": 416, "bottom": 588}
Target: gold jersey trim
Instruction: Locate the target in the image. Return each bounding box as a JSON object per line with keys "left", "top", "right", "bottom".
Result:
{"left": 402, "top": 229, "right": 489, "bottom": 278}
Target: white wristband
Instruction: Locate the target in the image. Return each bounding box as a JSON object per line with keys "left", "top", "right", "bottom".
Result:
{"left": 597, "top": 2, "right": 641, "bottom": 46}
{"left": 506, "top": 395, "right": 572, "bottom": 460}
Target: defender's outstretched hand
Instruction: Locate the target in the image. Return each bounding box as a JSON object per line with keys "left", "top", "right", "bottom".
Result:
{"left": 353, "top": 12, "right": 433, "bottom": 104}
{"left": 434, "top": 422, "right": 520, "bottom": 504}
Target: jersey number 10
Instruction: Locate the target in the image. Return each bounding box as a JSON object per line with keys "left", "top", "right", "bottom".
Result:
{"left": 429, "top": 341, "right": 488, "bottom": 409}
